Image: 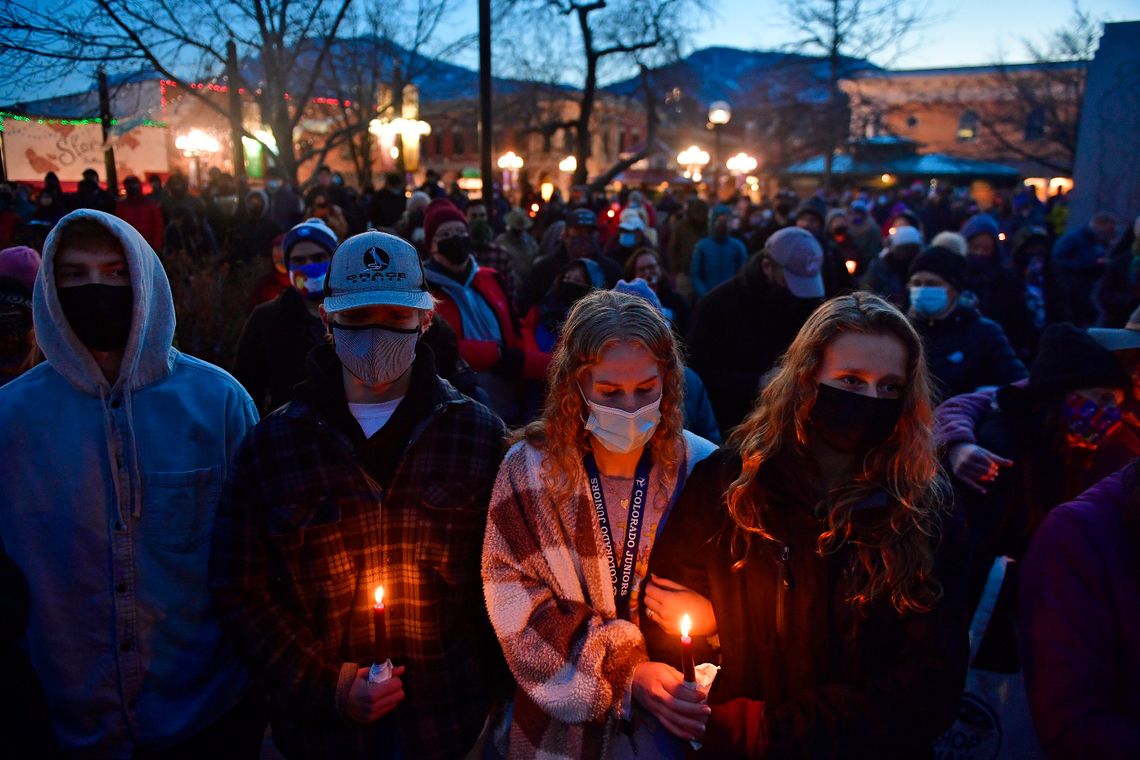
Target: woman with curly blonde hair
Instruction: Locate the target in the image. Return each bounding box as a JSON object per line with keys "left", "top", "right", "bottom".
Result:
{"left": 643, "top": 292, "right": 971, "bottom": 757}
{"left": 482, "top": 289, "right": 718, "bottom": 758}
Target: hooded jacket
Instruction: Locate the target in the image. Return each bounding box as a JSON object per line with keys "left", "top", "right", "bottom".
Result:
{"left": 645, "top": 449, "right": 969, "bottom": 757}
{"left": 688, "top": 254, "right": 822, "bottom": 432}
{"left": 910, "top": 301, "right": 1027, "bottom": 400}
{"left": 1019, "top": 463, "right": 1140, "bottom": 757}
{"left": 0, "top": 210, "right": 258, "bottom": 756}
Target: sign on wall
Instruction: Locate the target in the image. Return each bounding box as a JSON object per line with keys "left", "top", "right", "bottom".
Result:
{"left": 2, "top": 119, "right": 169, "bottom": 182}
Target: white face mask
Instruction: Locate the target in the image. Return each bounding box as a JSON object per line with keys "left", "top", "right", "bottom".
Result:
{"left": 582, "top": 392, "right": 662, "bottom": 454}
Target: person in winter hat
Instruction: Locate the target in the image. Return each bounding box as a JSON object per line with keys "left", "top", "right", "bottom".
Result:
{"left": 959, "top": 212, "right": 1038, "bottom": 354}
{"left": 232, "top": 217, "right": 338, "bottom": 414}
{"left": 688, "top": 226, "right": 825, "bottom": 431}
{"left": 494, "top": 206, "right": 540, "bottom": 285}
{"left": 615, "top": 276, "right": 720, "bottom": 443}
{"left": 0, "top": 210, "right": 262, "bottom": 756}
{"left": 690, "top": 204, "right": 748, "bottom": 300}
{"left": 518, "top": 207, "right": 620, "bottom": 314}
{"left": 0, "top": 245, "right": 42, "bottom": 384}
{"left": 906, "top": 245, "right": 1027, "bottom": 399}
{"left": 930, "top": 230, "right": 967, "bottom": 258}
{"left": 212, "top": 229, "right": 509, "bottom": 759}
{"left": 422, "top": 198, "right": 545, "bottom": 424}
{"left": 861, "top": 224, "right": 923, "bottom": 307}
{"left": 115, "top": 175, "right": 165, "bottom": 252}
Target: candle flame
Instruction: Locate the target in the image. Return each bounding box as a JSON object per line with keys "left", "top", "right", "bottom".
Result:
{"left": 680, "top": 614, "right": 692, "bottom": 638}
{"left": 845, "top": 259, "right": 857, "bottom": 276}
{"left": 374, "top": 586, "right": 385, "bottom": 606}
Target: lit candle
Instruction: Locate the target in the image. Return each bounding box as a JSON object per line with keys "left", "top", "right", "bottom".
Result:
{"left": 680, "top": 613, "right": 696, "bottom": 684}
{"left": 369, "top": 585, "right": 392, "bottom": 684}
{"left": 845, "top": 259, "right": 857, "bottom": 276}
{"left": 373, "top": 586, "right": 388, "bottom": 664}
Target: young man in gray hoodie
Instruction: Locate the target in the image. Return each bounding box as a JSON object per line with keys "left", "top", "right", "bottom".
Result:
{"left": 0, "top": 210, "right": 263, "bottom": 756}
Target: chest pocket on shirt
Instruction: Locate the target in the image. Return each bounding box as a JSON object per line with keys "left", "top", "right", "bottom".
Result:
{"left": 268, "top": 496, "right": 362, "bottom": 582}
{"left": 416, "top": 484, "right": 486, "bottom": 585}
{"left": 143, "top": 467, "right": 221, "bottom": 552}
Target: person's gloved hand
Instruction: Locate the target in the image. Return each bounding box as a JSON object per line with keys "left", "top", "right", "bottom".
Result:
{"left": 493, "top": 346, "right": 525, "bottom": 379}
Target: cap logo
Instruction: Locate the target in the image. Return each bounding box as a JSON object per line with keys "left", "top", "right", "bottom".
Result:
{"left": 363, "top": 246, "right": 390, "bottom": 272}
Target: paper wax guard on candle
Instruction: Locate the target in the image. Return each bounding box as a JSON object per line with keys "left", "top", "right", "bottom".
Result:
{"left": 680, "top": 613, "right": 696, "bottom": 684}
{"left": 369, "top": 585, "right": 393, "bottom": 684}
{"left": 689, "top": 663, "right": 721, "bottom": 751}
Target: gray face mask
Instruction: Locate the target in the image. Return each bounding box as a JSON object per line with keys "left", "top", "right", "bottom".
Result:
{"left": 332, "top": 323, "right": 420, "bottom": 386}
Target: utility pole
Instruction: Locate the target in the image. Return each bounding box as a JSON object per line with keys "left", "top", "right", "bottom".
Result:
{"left": 478, "top": 0, "right": 493, "bottom": 217}
{"left": 226, "top": 39, "right": 246, "bottom": 180}
{"left": 97, "top": 67, "right": 118, "bottom": 195}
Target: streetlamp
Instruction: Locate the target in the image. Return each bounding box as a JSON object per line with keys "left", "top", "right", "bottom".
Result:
{"left": 707, "top": 100, "right": 732, "bottom": 193}
{"left": 725, "top": 152, "right": 758, "bottom": 190}
{"left": 175, "top": 129, "right": 221, "bottom": 189}
{"left": 677, "top": 145, "right": 710, "bottom": 183}
{"left": 370, "top": 117, "right": 432, "bottom": 175}
{"left": 497, "top": 150, "right": 524, "bottom": 197}
{"left": 558, "top": 155, "right": 577, "bottom": 174}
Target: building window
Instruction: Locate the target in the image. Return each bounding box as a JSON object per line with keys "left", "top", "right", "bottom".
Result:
{"left": 906, "top": 115, "right": 918, "bottom": 128}
{"left": 1025, "top": 107, "right": 1046, "bottom": 141}
{"left": 453, "top": 130, "right": 465, "bottom": 155}
{"left": 957, "top": 110, "right": 979, "bottom": 142}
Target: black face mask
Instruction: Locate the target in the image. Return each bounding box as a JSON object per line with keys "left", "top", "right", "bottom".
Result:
{"left": 58, "top": 284, "right": 133, "bottom": 351}
{"left": 558, "top": 281, "right": 592, "bottom": 305}
{"left": 808, "top": 383, "right": 902, "bottom": 454}
{"left": 437, "top": 235, "right": 472, "bottom": 265}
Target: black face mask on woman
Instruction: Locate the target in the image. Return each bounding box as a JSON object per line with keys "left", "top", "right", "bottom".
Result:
{"left": 58, "top": 284, "right": 133, "bottom": 351}
{"left": 808, "top": 383, "right": 902, "bottom": 454}
{"left": 436, "top": 235, "right": 472, "bottom": 265}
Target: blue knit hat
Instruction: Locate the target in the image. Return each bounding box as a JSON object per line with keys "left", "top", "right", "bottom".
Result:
{"left": 960, "top": 213, "right": 1000, "bottom": 241}
{"left": 282, "top": 218, "right": 339, "bottom": 266}
{"left": 613, "top": 278, "right": 664, "bottom": 312}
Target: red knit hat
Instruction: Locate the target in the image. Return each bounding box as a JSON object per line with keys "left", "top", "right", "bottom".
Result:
{"left": 422, "top": 198, "right": 467, "bottom": 253}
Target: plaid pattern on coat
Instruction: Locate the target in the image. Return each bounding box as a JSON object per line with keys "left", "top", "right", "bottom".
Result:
{"left": 211, "top": 351, "right": 508, "bottom": 759}
{"left": 481, "top": 434, "right": 712, "bottom": 759}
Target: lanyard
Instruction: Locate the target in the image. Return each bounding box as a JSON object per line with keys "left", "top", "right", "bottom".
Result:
{"left": 583, "top": 448, "right": 653, "bottom": 620}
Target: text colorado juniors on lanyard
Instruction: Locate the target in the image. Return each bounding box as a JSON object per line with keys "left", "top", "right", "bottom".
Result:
{"left": 583, "top": 448, "right": 653, "bottom": 621}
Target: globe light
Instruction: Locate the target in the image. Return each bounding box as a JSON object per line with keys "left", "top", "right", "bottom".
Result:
{"left": 725, "top": 152, "right": 758, "bottom": 175}
{"left": 707, "top": 101, "right": 732, "bottom": 126}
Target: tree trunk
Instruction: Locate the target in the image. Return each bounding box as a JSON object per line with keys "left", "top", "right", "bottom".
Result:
{"left": 97, "top": 68, "right": 118, "bottom": 194}
{"left": 572, "top": 6, "right": 597, "bottom": 187}
{"left": 226, "top": 39, "right": 246, "bottom": 180}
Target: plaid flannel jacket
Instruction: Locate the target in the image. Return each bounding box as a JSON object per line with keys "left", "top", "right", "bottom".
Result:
{"left": 211, "top": 348, "right": 508, "bottom": 759}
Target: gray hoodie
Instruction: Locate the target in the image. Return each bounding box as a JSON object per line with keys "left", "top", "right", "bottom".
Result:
{"left": 0, "top": 210, "right": 258, "bottom": 755}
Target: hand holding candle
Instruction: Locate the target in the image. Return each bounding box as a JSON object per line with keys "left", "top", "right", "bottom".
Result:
{"left": 680, "top": 613, "right": 696, "bottom": 685}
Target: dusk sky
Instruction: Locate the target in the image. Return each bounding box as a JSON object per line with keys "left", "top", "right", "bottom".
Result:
{"left": 1, "top": 0, "right": 1136, "bottom": 103}
{"left": 690, "top": 0, "right": 1136, "bottom": 69}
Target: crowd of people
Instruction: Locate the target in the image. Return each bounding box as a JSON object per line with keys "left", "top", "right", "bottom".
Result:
{"left": 0, "top": 162, "right": 1138, "bottom": 759}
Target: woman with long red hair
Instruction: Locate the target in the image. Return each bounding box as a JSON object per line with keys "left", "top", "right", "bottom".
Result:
{"left": 643, "top": 292, "right": 970, "bottom": 756}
